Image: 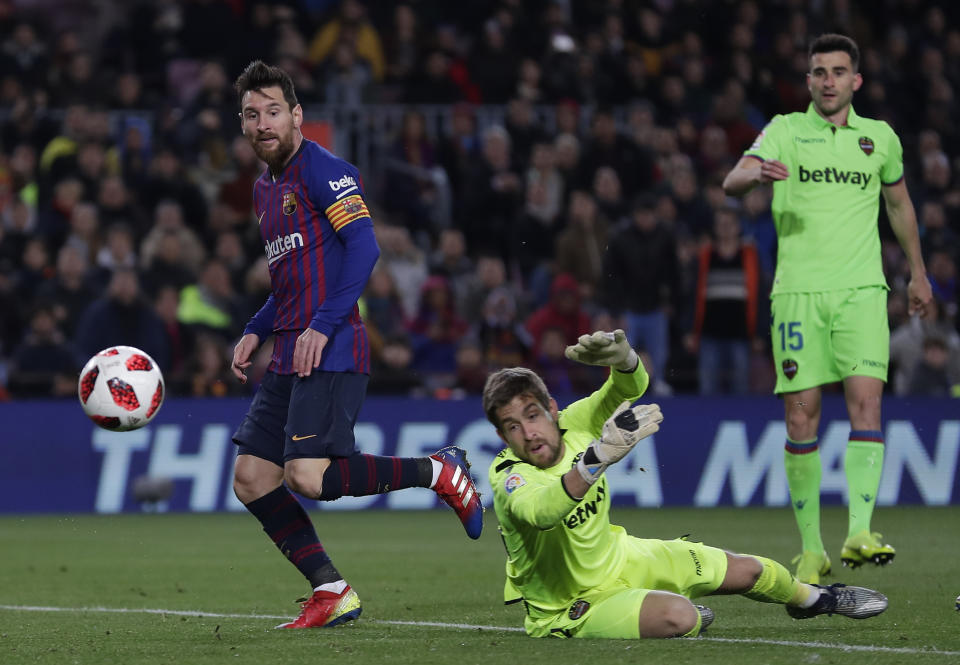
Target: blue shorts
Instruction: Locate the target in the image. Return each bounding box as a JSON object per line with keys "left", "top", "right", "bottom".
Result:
{"left": 232, "top": 370, "right": 369, "bottom": 466}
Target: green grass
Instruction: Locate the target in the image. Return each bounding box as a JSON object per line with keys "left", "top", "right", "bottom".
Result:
{"left": 2, "top": 506, "right": 959, "bottom": 664}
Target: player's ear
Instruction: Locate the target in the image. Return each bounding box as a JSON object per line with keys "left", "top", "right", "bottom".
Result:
{"left": 292, "top": 103, "right": 303, "bottom": 129}
{"left": 852, "top": 72, "right": 863, "bottom": 91}
{"left": 548, "top": 397, "right": 560, "bottom": 422}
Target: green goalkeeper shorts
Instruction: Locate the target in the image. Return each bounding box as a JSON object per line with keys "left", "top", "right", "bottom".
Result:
{"left": 524, "top": 537, "right": 728, "bottom": 639}
{"left": 770, "top": 286, "right": 889, "bottom": 394}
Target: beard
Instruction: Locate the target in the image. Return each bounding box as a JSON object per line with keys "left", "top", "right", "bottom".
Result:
{"left": 252, "top": 131, "right": 296, "bottom": 173}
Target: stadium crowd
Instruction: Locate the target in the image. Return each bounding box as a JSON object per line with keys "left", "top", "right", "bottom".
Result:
{"left": 0, "top": 0, "right": 958, "bottom": 401}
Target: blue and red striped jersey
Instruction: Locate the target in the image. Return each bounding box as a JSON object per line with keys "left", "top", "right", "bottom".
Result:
{"left": 243, "top": 139, "right": 379, "bottom": 375}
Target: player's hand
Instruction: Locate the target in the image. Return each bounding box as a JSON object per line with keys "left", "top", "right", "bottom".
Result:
{"left": 294, "top": 328, "right": 328, "bottom": 377}
{"left": 759, "top": 159, "right": 789, "bottom": 183}
{"left": 564, "top": 329, "right": 638, "bottom": 372}
{"left": 232, "top": 333, "right": 260, "bottom": 384}
{"left": 575, "top": 401, "right": 663, "bottom": 484}
{"left": 907, "top": 273, "right": 933, "bottom": 318}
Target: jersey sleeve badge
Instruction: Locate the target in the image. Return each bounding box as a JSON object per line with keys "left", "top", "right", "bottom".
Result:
{"left": 504, "top": 473, "right": 526, "bottom": 494}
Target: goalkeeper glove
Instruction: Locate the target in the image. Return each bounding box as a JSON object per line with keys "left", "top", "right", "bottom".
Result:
{"left": 564, "top": 329, "right": 638, "bottom": 372}
{"left": 575, "top": 401, "right": 662, "bottom": 485}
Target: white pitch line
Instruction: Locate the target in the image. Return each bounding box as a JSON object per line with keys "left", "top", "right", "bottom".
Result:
{"left": 1, "top": 605, "right": 958, "bottom": 657}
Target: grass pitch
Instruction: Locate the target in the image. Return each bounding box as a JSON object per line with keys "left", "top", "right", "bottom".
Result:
{"left": 2, "top": 505, "right": 959, "bottom": 665}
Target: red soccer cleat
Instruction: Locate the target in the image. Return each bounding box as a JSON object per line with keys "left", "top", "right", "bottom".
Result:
{"left": 430, "top": 446, "right": 484, "bottom": 539}
{"left": 276, "top": 584, "right": 362, "bottom": 629}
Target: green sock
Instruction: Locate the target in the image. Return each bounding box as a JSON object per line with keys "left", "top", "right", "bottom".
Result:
{"left": 784, "top": 438, "right": 822, "bottom": 553}
{"left": 844, "top": 433, "right": 885, "bottom": 537}
{"left": 680, "top": 609, "right": 703, "bottom": 638}
{"left": 742, "top": 556, "right": 802, "bottom": 604}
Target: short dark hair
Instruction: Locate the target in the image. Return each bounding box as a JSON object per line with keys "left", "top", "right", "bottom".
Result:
{"left": 482, "top": 367, "right": 550, "bottom": 430}
{"left": 234, "top": 60, "right": 298, "bottom": 110}
{"left": 809, "top": 33, "right": 860, "bottom": 71}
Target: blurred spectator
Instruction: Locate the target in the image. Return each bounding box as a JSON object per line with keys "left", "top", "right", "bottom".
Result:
{"left": 367, "top": 333, "right": 423, "bottom": 396}
{"left": 383, "top": 109, "right": 438, "bottom": 241}
{"left": 404, "top": 49, "right": 463, "bottom": 104}
{"left": 217, "top": 136, "right": 263, "bottom": 225}
{"left": 140, "top": 145, "right": 208, "bottom": 231}
{"left": 906, "top": 334, "right": 960, "bottom": 397}
{"left": 140, "top": 229, "right": 197, "bottom": 297}
{"left": 438, "top": 103, "right": 480, "bottom": 209}
{"left": 578, "top": 106, "right": 654, "bottom": 196}
{"left": 603, "top": 194, "right": 680, "bottom": 395}
{"left": 450, "top": 338, "right": 487, "bottom": 396}
{"left": 475, "top": 286, "right": 532, "bottom": 371}
{"left": 73, "top": 267, "right": 169, "bottom": 371}
{"left": 591, "top": 165, "right": 626, "bottom": 223}
{"left": 15, "top": 236, "right": 53, "bottom": 305}
{"left": 139, "top": 199, "right": 207, "bottom": 280}
{"left": 375, "top": 222, "right": 427, "bottom": 320}
{"left": 531, "top": 325, "right": 575, "bottom": 397}
{"left": 461, "top": 254, "right": 522, "bottom": 324}
{"left": 153, "top": 284, "right": 194, "bottom": 388}
{"left": 524, "top": 272, "right": 591, "bottom": 359}
{"left": 321, "top": 38, "right": 374, "bottom": 107}
{"left": 178, "top": 332, "right": 245, "bottom": 398}
{"left": 504, "top": 97, "right": 547, "bottom": 171}
{"left": 405, "top": 275, "right": 468, "bottom": 381}
{"left": 94, "top": 222, "right": 138, "bottom": 285}
{"left": 97, "top": 174, "right": 147, "bottom": 239}
{"left": 7, "top": 304, "right": 78, "bottom": 398}
{"left": 684, "top": 208, "right": 761, "bottom": 395}
{"left": 554, "top": 190, "right": 608, "bottom": 303}
{"left": 461, "top": 125, "right": 522, "bottom": 261}
{"left": 62, "top": 200, "right": 101, "bottom": 267}
{"left": 34, "top": 243, "right": 97, "bottom": 337}
{"left": 177, "top": 258, "right": 244, "bottom": 341}
{"left": 382, "top": 4, "right": 422, "bottom": 95}
{"left": 307, "top": 0, "right": 385, "bottom": 82}
{"left": 362, "top": 266, "right": 407, "bottom": 354}
{"left": 428, "top": 228, "right": 473, "bottom": 305}
{"left": 890, "top": 297, "right": 960, "bottom": 396}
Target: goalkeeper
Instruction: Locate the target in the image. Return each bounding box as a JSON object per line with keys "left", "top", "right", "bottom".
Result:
{"left": 485, "top": 330, "right": 888, "bottom": 639}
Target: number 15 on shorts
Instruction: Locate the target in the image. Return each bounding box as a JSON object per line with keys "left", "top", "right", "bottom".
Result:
{"left": 777, "top": 321, "right": 804, "bottom": 351}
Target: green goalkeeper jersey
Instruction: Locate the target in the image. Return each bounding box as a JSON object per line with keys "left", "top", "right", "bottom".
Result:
{"left": 489, "top": 364, "right": 648, "bottom": 614}
{"left": 745, "top": 103, "right": 904, "bottom": 295}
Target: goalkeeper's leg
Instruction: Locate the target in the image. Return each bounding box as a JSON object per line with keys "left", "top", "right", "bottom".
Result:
{"left": 714, "top": 552, "right": 820, "bottom": 608}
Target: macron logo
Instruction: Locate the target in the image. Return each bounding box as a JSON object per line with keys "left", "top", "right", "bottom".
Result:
{"left": 264, "top": 232, "right": 304, "bottom": 265}
{"left": 328, "top": 175, "right": 358, "bottom": 197}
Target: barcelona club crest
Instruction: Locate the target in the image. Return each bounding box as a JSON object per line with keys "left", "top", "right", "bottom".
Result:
{"left": 782, "top": 359, "right": 798, "bottom": 380}
{"left": 858, "top": 136, "right": 874, "bottom": 156}
{"left": 282, "top": 191, "right": 297, "bottom": 215}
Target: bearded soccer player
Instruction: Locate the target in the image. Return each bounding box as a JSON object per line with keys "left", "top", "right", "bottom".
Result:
{"left": 486, "top": 330, "right": 887, "bottom": 639}
{"left": 723, "top": 34, "right": 932, "bottom": 583}
{"left": 229, "top": 61, "right": 483, "bottom": 629}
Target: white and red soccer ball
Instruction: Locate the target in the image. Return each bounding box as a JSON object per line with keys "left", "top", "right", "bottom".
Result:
{"left": 78, "top": 346, "right": 165, "bottom": 431}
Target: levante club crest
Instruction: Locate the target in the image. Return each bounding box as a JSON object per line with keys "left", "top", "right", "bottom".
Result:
{"left": 859, "top": 136, "right": 874, "bottom": 156}
{"left": 782, "top": 359, "right": 798, "bottom": 380}
{"left": 282, "top": 191, "right": 297, "bottom": 215}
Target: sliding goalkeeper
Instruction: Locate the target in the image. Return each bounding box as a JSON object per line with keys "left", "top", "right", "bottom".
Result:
{"left": 484, "top": 330, "right": 888, "bottom": 639}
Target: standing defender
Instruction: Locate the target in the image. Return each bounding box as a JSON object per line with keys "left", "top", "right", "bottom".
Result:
{"left": 230, "top": 61, "right": 482, "bottom": 629}
{"left": 723, "top": 34, "right": 932, "bottom": 583}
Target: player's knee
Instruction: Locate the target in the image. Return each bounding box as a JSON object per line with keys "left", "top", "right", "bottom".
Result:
{"left": 638, "top": 593, "right": 699, "bottom": 638}
{"left": 284, "top": 467, "right": 323, "bottom": 499}
{"left": 233, "top": 466, "right": 277, "bottom": 504}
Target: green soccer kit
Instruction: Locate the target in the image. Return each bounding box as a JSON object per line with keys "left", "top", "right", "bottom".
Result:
{"left": 745, "top": 103, "right": 901, "bottom": 392}
{"left": 489, "top": 364, "right": 728, "bottom": 638}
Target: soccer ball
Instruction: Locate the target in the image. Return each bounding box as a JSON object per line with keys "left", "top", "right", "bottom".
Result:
{"left": 78, "top": 346, "right": 165, "bottom": 431}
